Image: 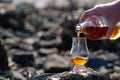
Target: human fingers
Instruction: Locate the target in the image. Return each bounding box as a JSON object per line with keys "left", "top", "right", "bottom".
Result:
{"left": 80, "top": 7, "right": 101, "bottom": 23}
{"left": 106, "top": 22, "right": 115, "bottom": 38}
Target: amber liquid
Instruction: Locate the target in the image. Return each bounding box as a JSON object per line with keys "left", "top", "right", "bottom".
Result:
{"left": 77, "top": 26, "right": 108, "bottom": 40}
{"left": 71, "top": 56, "right": 88, "bottom": 66}
{"left": 77, "top": 25, "right": 120, "bottom": 40}
{"left": 110, "top": 26, "right": 120, "bottom": 40}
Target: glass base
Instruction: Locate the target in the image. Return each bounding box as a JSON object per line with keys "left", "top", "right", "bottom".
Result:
{"left": 73, "top": 65, "right": 86, "bottom": 73}
{"left": 70, "top": 65, "right": 91, "bottom": 76}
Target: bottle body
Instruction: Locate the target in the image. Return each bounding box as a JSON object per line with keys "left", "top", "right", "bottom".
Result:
{"left": 76, "top": 15, "right": 120, "bottom": 40}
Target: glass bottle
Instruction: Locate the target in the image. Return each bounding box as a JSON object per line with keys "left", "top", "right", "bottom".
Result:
{"left": 76, "top": 15, "right": 120, "bottom": 40}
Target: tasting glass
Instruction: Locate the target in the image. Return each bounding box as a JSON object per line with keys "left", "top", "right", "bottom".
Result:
{"left": 70, "top": 37, "right": 89, "bottom": 73}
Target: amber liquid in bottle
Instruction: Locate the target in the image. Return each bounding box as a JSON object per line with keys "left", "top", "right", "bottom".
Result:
{"left": 110, "top": 25, "right": 120, "bottom": 40}
{"left": 81, "top": 26, "right": 108, "bottom": 40}
{"left": 71, "top": 56, "right": 88, "bottom": 66}
{"left": 76, "top": 25, "right": 120, "bottom": 40}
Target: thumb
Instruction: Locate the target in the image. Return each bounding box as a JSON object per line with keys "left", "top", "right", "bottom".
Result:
{"left": 106, "top": 22, "right": 115, "bottom": 38}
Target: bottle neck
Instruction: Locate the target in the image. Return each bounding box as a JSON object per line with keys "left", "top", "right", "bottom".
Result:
{"left": 76, "top": 21, "right": 95, "bottom": 31}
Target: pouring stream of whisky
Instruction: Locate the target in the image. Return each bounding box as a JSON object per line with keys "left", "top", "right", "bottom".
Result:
{"left": 77, "top": 32, "right": 80, "bottom": 42}
{"left": 77, "top": 31, "right": 81, "bottom": 54}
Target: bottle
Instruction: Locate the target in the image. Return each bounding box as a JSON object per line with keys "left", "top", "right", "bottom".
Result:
{"left": 76, "top": 15, "right": 120, "bottom": 40}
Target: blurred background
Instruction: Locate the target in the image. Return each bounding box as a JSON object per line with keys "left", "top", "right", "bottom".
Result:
{"left": 0, "top": 0, "right": 120, "bottom": 80}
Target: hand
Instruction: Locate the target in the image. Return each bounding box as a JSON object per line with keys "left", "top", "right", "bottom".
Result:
{"left": 80, "top": 0, "right": 120, "bottom": 37}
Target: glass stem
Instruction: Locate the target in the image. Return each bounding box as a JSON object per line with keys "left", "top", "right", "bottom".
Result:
{"left": 73, "top": 65, "right": 86, "bottom": 73}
